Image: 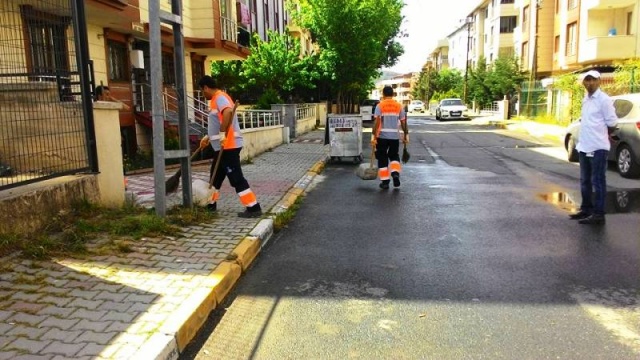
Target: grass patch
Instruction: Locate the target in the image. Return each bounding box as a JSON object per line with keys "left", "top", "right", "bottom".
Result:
{"left": 273, "top": 196, "right": 303, "bottom": 232}
{"left": 0, "top": 199, "right": 217, "bottom": 260}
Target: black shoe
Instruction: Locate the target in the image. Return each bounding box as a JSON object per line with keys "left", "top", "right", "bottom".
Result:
{"left": 238, "top": 209, "right": 263, "bottom": 218}
{"left": 578, "top": 214, "right": 605, "bottom": 225}
{"left": 379, "top": 181, "right": 390, "bottom": 189}
{"left": 206, "top": 203, "right": 217, "bottom": 212}
{"left": 392, "top": 173, "right": 400, "bottom": 187}
{"left": 238, "top": 204, "right": 262, "bottom": 218}
{"left": 569, "top": 210, "right": 590, "bottom": 220}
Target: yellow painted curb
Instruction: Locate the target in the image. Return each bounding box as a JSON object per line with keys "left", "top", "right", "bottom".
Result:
{"left": 310, "top": 160, "right": 325, "bottom": 174}
{"left": 175, "top": 288, "right": 218, "bottom": 352}
{"left": 282, "top": 192, "right": 300, "bottom": 208}
{"left": 211, "top": 261, "right": 242, "bottom": 305}
{"left": 289, "top": 187, "right": 304, "bottom": 197}
{"left": 232, "top": 236, "right": 261, "bottom": 272}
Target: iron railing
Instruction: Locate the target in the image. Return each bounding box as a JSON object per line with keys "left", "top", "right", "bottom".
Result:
{"left": 221, "top": 16, "right": 238, "bottom": 43}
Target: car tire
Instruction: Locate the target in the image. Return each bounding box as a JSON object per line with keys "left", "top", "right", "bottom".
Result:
{"left": 617, "top": 144, "right": 640, "bottom": 178}
{"left": 435, "top": 111, "right": 440, "bottom": 120}
{"left": 566, "top": 136, "right": 579, "bottom": 162}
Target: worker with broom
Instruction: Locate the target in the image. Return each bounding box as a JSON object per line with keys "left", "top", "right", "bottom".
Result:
{"left": 371, "top": 85, "right": 409, "bottom": 189}
{"left": 197, "top": 75, "right": 262, "bottom": 218}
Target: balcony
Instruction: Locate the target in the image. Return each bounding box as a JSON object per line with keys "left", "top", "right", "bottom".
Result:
{"left": 582, "top": 0, "right": 636, "bottom": 9}
{"left": 579, "top": 35, "right": 637, "bottom": 63}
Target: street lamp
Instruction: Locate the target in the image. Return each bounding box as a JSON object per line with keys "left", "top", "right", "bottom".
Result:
{"left": 463, "top": 15, "right": 474, "bottom": 105}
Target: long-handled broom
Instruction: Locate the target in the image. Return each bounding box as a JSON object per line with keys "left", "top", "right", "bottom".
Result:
{"left": 208, "top": 101, "right": 240, "bottom": 189}
{"left": 165, "top": 143, "right": 206, "bottom": 195}
{"left": 356, "top": 146, "right": 378, "bottom": 180}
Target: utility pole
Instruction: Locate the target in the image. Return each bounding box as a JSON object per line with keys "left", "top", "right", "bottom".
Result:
{"left": 463, "top": 16, "right": 474, "bottom": 105}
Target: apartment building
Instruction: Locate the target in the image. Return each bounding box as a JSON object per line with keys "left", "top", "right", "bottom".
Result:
{"left": 373, "top": 72, "right": 419, "bottom": 106}
{"left": 515, "top": 0, "right": 639, "bottom": 78}
{"left": 429, "top": 39, "right": 450, "bottom": 71}
{"left": 0, "top": 0, "right": 292, "bottom": 159}
{"left": 442, "top": 0, "right": 518, "bottom": 74}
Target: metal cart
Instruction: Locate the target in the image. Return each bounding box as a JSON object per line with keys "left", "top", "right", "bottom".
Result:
{"left": 327, "top": 114, "right": 363, "bottom": 163}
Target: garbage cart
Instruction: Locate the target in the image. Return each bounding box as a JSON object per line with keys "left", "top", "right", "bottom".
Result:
{"left": 327, "top": 114, "right": 363, "bottom": 164}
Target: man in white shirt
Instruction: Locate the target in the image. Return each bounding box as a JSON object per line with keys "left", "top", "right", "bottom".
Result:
{"left": 569, "top": 70, "right": 618, "bottom": 225}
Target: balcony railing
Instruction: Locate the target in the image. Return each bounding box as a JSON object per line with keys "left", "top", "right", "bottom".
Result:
{"left": 221, "top": 16, "right": 237, "bottom": 43}
{"left": 579, "top": 35, "right": 636, "bottom": 63}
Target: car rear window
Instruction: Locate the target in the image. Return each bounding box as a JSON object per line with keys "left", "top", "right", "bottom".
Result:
{"left": 613, "top": 99, "right": 633, "bottom": 118}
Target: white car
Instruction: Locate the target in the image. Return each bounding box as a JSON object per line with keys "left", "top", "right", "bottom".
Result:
{"left": 435, "top": 98, "right": 469, "bottom": 120}
{"left": 408, "top": 100, "right": 425, "bottom": 113}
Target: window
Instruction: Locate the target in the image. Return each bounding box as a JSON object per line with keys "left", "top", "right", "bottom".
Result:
{"left": 627, "top": 12, "right": 633, "bottom": 35}
{"left": 162, "top": 52, "right": 175, "bottom": 85}
{"left": 613, "top": 99, "right": 633, "bottom": 119}
{"left": 521, "top": 41, "right": 529, "bottom": 63}
{"left": 566, "top": 22, "right": 577, "bottom": 55}
{"left": 554, "top": 35, "right": 560, "bottom": 54}
{"left": 500, "top": 16, "right": 517, "bottom": 33}
{"left": 107, "top": 40, "right": 128, "bottom": 81}
{"left": 567, "top": 0, "right": 577, "bottom": 10}
{"left": 20, "top": 5, "right": 71, "bottom": 82}
{"left": 523, "top": 6, "right": 529, "bottom": 31}
{"left": 555, "top": 0, "right": 559, "bottom": 13}
{"left": 501, "top": 0, "right": 514, "bottom": 3}
{"left": 485, "top": 7, "right": 489, "bottom": 18}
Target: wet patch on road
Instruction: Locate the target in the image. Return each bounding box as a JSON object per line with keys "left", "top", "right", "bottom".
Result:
{"left": 538, "top": 190, "right": 640, "bottom": 214}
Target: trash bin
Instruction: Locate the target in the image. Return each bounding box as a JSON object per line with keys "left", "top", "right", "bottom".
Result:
{"left": 327, "top": 114, "right": 363, "bottom": 163}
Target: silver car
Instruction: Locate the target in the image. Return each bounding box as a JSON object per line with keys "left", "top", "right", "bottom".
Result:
{"left": 565, "top": 93, "right": 640, "bottom": 178}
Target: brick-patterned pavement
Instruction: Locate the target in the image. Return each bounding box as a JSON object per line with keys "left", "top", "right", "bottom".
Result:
{"left": 0, "top": 130, "right": 328, "bottom": 360}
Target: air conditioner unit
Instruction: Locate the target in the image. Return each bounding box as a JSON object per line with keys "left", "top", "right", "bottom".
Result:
{"left": 130, "top": 50, "right": 144, "bottom": 69}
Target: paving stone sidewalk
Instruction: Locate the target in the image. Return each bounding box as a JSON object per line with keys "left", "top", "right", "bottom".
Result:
{"left": 0, "top": 130, "right": 328, "bottom": 360}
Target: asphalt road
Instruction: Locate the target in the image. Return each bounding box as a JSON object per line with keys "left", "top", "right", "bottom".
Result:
{"left": 181, "top": 115, "right": 640, "bottom": 360}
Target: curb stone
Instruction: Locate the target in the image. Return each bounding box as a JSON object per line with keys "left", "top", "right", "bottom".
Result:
{"left": 153, "top": 155, "right": 328, "bottom": 360}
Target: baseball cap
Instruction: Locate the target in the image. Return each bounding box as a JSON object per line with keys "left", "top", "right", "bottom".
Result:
{"left": 580, "top": 70, "right": 601, "bottom": 80}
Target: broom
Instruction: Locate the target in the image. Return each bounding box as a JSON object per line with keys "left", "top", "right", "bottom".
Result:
{"left": 356, "top": 146, "right": 378, "bottom": 180}
{"left": 165, "top": 143, "right": 206, "bottom": 195}
{"left": 208, "top": 101, "right": 240, "bottom": 189}
{"left": 402, "top": 143, "right": 410, "bottom": 163}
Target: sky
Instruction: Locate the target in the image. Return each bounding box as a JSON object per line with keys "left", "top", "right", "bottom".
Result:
{"left": 383, "top": 0, "right": 479, "bottom": 74}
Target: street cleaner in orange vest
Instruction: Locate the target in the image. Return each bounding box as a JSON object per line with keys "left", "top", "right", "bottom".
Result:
{"left": 371, "top": 85, "right": 409, "bottom": 189}
{"left": 198, "top": 75, "right": 262, "bottom": 218}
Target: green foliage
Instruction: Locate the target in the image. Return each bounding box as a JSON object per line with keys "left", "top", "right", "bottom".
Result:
{"left": 294, "top": 0, "right": 404, "bottom": 111}
{"left": 485, "top": 56, "right": 527, "bottom": 99}
{"left": 255, "top": 88, "right": 283, "bottom": 109}
{"left": 554, "top": 73, "right": 583, "bottom": 121}
{"left": 210, "top": 60, "right": 244, "bottom": 93}
{"left": 613, "top": 59, "right": 640, "bottom": 94}
{"left": 467, "top": 56, "right": 493, "bottom": 108}
{"left": 0, "top": 199, "right": 218, "bottom": 259}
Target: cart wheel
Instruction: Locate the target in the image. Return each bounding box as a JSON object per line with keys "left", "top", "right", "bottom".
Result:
{"left": 329, "top": 156, "right": 336, "bottom": 163}
{"left": 337, "top": 157, "right": 342, "bottom": 163}
{"left": 353, "top": 156, "right": 361, "bottom": 164}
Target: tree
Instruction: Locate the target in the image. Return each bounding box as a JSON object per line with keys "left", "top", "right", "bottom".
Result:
{"left": 295, "top": 0, "right": 404, "bottom": 112}
{"left": 613, "top": 58, "right": 640, "bottom": 94}
{"left": 485, "top": 56, "right": 527, "bottom": 100}
{"left": 431, "top": 68, "right": 464, "bottom": 101}
{"left": 467, "top": 56, "right": 492, "bottom": 109}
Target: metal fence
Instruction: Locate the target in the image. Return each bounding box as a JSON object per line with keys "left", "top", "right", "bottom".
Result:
{"left": 0, "top": 0, "right": 95, "bottom": 190}
{"left": 519, "top": 72, "right": 640, "bottom": 123}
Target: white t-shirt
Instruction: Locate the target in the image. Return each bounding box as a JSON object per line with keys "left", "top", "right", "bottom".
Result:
{"left": 576, "top": 89, "right": 617, "bottom": 153}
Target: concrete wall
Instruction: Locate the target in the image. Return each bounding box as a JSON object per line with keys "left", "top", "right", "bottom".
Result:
{"left": 0, "top": 175, "right": 99, "bottom": 237}
{"left": 239, "top": 126, "right": 284, "bottom": 161}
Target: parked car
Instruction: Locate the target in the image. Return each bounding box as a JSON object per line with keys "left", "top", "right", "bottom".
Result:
{"left": 408, "top": 100, "right": 425, "bottom": 113}
{"left": 435, "top": 98, "right": 468, "bottom": 120}
{"left": 564, "top": 93, "right": 640, "bottom": 178}
{"left": 360, "top": 99, "right": 380, "bottom": 122}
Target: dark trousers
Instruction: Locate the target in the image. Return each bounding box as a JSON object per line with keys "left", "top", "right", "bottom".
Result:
{"left": 209, "top": 148, "right": 250, "bottom": 194}
{"left": 376, "top": 138, "right": 400, "bottom": 170}
{"left": 578, "top": 150, "right": 608, "bottom": 215}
